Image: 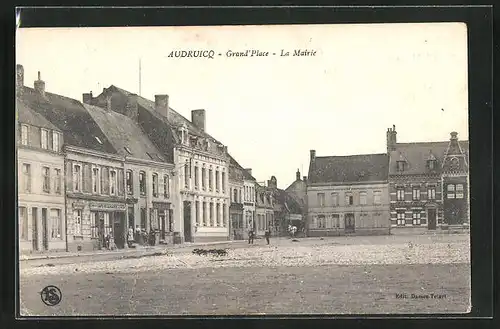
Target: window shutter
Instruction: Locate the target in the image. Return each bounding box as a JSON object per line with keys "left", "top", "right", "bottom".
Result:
{"left": 83, "top": 164, "right": 91, "bottom": 193}
{"left": 117, "top": 169, "right": 124, "bottom": 196}
{"left": 66, "top": 161, "right": 73, "bottom": 191}
{"left": 102, "top": 167, "right": 109, "bottom": 194}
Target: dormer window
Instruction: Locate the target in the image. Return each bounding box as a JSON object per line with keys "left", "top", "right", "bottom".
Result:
{"left": 397, "top": 161, "right": 405, "bottom": 172}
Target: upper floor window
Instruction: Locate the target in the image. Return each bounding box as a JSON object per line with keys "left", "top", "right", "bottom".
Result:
{"left": 359, "top": 192, "right": 367, "bottom": 205}
{"left": 331, "top": 193, "right": 339, "bottom": 206}
{"left": 92, "top": 167, "right": 101, "bottom": 194}
{"left": 345, "top": 193, "right": 354, "bottom": 206}
{"left": 54, "top": 168, "right": 61, "bottom": 194}
{"left": 139, "top": 171, "right": 146, "bottom": 195}
{"left": 397, "top": 160, "right": 405, "bottom": 172}
{"left": 427, "top": 186, "right": 436, "bottom": 200}
{"left": 21, "top": 163, "right": 31, "bottom": 192}
{"left": 194, "top": 166, "right": 199, "bottom": 189}
{"left": 73, "top": 164, "right": 82, "bottom": 192}
{"left": 42, "top": 166, "right": 50, "bottom": 193}
{"left": 52, "top": 131, "right": 60, "bottom": 152}
{"left": 317, "top": 193, "right": 325, "bottom": 207}
{"left": 126, "top": 170, "right": 133, "bottom": 195}
{"left": 41, "top": 128, "right": 49, "bottom": 149}
{"left": 412, "top": 187, "right": 421, "bottom": 201}
{"left": 373, "top": 191, "right": 382, "bottom": 205}
{"left": 21, "top": 124, "right": 29, "bottom": 146}
{"left": 163, "top": 175, "right": 170, "bottom": 198}
{"left": 109, "top": 170, "right": 117, "bottom": 195}
{"left": 201, "top": 167, "right": 206, "bottom": 190}
{"left": 152, "top": 173, "right": 159, "bottom": 197}
{"left": 396, "top": 188, "right": 405, "bottom": 201}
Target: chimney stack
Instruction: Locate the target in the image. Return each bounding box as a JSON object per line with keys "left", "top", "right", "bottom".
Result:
{"left": 16, "top": 64, "right": 24, "bottom": 92}
{"left": 310, "top": 150, "right": 316, "bottom": 162}
{"left": 154, "top": 94, "right": 169, "bottom": 118}
{"left": 245, "top": 168, "right": 252, "bottom": 176}
{"left": 191, "top": 109, "right": 206, "bottom": 132}
{"left": 296, "top": 169, "right": 301, "bottom": 181}
{"left": 34, "top": 71, "right": 45, "bottom": 96}
{"left": 82, "top": 91, "right": 93, "bottom": 104}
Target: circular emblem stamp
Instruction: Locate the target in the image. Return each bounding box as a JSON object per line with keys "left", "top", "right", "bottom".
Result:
{"left": 40, "top": 285, "right": 62, "bottom": 306}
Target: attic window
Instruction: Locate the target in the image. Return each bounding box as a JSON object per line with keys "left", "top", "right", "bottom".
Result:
{"left": 95, "top": 136, "right": 103, "bottom": 144}
{"left": 124, "top": 147, "right": 132, "bottom": 155}
{"left": 396, "top": 160, "right": 405, "bottom": 172}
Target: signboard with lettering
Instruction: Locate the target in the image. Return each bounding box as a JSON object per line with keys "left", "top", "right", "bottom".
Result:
{"left": 89, "top": 202, "right": 127, "bottom": 212}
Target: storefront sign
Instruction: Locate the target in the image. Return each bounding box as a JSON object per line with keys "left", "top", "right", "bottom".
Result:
{"left": 89, "top": 202, "right": 126, "bottom": 212}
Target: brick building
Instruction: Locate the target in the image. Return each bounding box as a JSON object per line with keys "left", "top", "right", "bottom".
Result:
{"left": 386, "top": 125, "right": 469, "bottom": 233}
{"left": 307, "top": 150, "right": 391, "bottom": 236}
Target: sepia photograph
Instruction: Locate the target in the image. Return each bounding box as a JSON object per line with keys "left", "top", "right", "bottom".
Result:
{"left": 16, "top": 21, "right": 471, "bottom": 316}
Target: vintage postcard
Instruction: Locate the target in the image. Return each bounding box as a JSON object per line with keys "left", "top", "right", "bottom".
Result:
{"left": 16, "top": 22, "right": 470, "bottom": 316}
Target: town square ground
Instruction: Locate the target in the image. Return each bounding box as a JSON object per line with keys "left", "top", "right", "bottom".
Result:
{"left": 19, "top": 234, "right": 470, "bottom": 316}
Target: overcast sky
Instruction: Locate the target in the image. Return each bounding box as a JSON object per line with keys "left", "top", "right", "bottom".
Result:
{"left": 16, "top": 23, "right": 468, "bottom": 189}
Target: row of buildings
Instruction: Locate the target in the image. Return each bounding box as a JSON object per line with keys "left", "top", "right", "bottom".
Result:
{"left": 16, "top": 65, "right": 304, "bottom": 254}
{"left": 284, "top": 126, "right": 470, "bottom": 236}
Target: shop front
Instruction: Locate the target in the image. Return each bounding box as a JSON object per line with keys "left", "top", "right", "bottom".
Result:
{"left": 89, "top": 201, "right": 127, "bottom": 249}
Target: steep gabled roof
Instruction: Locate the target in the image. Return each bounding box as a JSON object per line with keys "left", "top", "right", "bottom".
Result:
{"left": 84, "top": 103, "right": 167, "bottom": 162}
{"left": 309, "top": 153, "right": 389, "bottom": 184}
{"left": 19, "top": 87, "right": 116, "bottom": 154}
{"left": 17, "top": 100, "right": 61, "bottom": 131}
{"left": 389, "top": 141, "right": 469, "bottom": 175}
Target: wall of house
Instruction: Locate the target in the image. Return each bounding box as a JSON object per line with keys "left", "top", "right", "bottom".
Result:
{"left": 175, "top": 148, "right": 230, "bottom": 243}
{"left": 307, "top": 182, "right": 390, "bottom": 236}
{"left": 18, "top": 148, "right": 66, "bottom": 253}
{"left": 388, "top": 175, "right": 444, "bottom": 231}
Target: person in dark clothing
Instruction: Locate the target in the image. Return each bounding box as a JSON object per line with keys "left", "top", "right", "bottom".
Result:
{"left": 264, "top": 229, "right": 271, "bottom": 245}
{"left": 248, "top": 229, "right": 254, "bottom": 244}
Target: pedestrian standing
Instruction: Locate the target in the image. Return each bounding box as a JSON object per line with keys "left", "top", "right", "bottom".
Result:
{"left": 248, "top": 228, "right": 254, "bottom": 244}
{"left": 264, "top": 228, "right": 271, "bottom": 245}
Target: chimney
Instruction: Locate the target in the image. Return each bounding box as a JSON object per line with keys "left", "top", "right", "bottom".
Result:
{"left": 296, "top": 169, "right": 301, "bottom": 181}
{"left": 245, "top": 168, "right": 252, "bottom": 176}
{"left": 155, "top": 94, "right": 169, "bottom": 118}
{"left": 16, "top": 64, "right": 24, "bottom": 92}
{"left": 303, "top": 176, "right": 307, "bottom": 182}
{"left": 386, "top": 125, "right": 397, "bottom": 152}
{"left": 34, "top": 71, "right": 45, "bottom": 96}
{"left": 191, "top": 109, "right": 206, "bottom": 132}
{"left": 82, "top": 91, "right": 93, "bottom": 104}
{"left": 450, "top": 131, "right": 458, "bottom": 140}
{"left": 310, "top": 150, "right": 316, "bottom": 162}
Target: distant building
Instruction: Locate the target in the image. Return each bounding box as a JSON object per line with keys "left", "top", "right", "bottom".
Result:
{"left": 17, "top": 87, "right": 66, "bottom": 253}
{"left": 386, "top": 125, "right": 469, "bottom": 233}
{"left": 307, "top": 150, "right": 391, "bottom": 236}
{"left": 89, "top": 86, "right": 230, "bottom": 243}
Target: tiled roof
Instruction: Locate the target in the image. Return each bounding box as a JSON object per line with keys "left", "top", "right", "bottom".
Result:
{"left": 17, "top": 100, "right": 60, "bottom": 131}
{"left": 389, "top": 141, "right": 469, "bottom": 175}
{"left": 308, "top": 153, "right": 389, "bottom": 184}
{"left": 84, "top": 104, "right": 166, "bottom": 162}
{"left": 19, "top": 87, "right": 116, "bottom": 154}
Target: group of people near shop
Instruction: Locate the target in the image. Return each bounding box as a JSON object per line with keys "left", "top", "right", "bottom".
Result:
{"left": 126, "top": 226, "right": 158, "bottom": 248}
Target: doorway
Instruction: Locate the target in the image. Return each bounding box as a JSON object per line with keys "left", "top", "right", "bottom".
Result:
{"left": 183, "top": 201, "right": 192, "bottom": 242}
{"left": 344, "top": 213, "right": 355, "bottom": 234}
{"left": 31, "top": 207, "right": 38, "bottom": 251}
{"left": 41, "top": 208, "right": 49, "bottom": 251}
{"left": 427, "top": 208, "right": 437, "bottom": 230}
